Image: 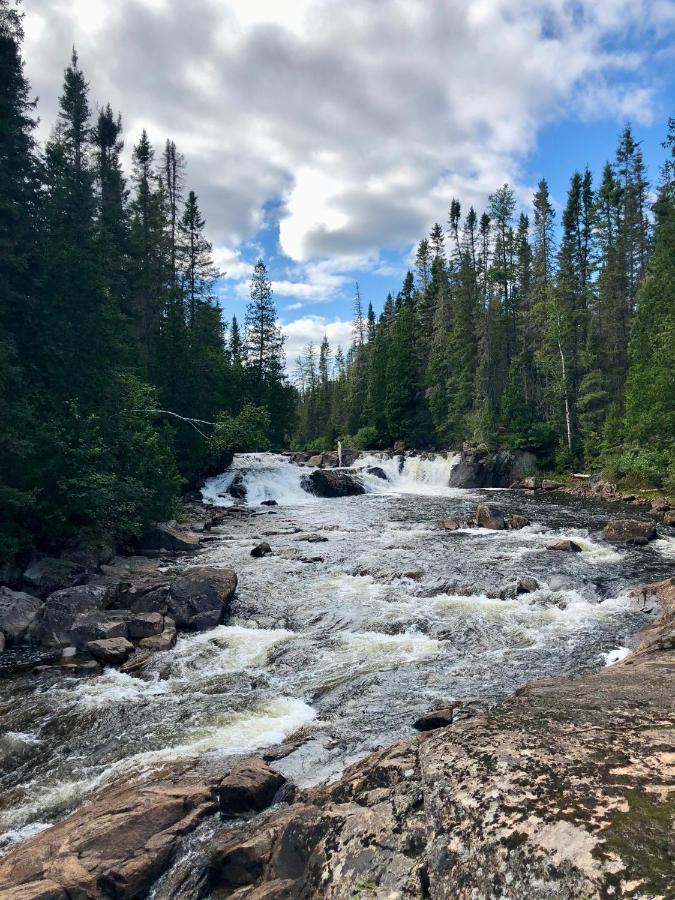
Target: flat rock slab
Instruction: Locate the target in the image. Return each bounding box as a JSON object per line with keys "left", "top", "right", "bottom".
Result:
{"left": 602, "top": 519, "right": 658, "bottom": 545}
{"left": 86, "top": 637, "right": 135, "bottom": 665}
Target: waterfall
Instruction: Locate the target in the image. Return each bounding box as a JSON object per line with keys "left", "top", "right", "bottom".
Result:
{"left": 354, "top": 453, "right": 461, "bottom": 495}
{"left": 202, "top": 453, "right": 319, "bottom": 507}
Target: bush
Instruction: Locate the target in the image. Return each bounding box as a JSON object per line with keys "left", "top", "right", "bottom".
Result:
{"left": 212, "top": 405, "right": 272, "bottom": 453}
{"left": 604, "top": 446, "right": 675, "bottom": 491}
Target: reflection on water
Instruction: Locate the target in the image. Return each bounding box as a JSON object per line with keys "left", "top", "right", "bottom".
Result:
{"left": 0, "top": 452, "right": 671, "bottom": 850}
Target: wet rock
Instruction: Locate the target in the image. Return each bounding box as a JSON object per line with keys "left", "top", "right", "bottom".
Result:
{"left": 216, "top": 758, "right": 287, "bottom": 817}
{"left": 366, "top": 466, "right": 388, "bottom": 480}
{"left": 138, "top": 522, "right": 201, "bottom": 555}
{"left": 117, "top": 575, "right": 171, "bottom": 615}
{"left": 27, "top": 584, "right": 116, "bottom": 648}
{"left": 0, "top": 645, "right": 62, "bottom": 677}
{"left": 251, "top": 542, "right": 273, "bottom": 558}
{"left": 475, "top": 503, "right": 507, "bottom": 530}
{"left": 86, "top": 636, "right": 135, "bottom": 665}
{"left": 127, "top": 611, "right": 164, "bottom": 639}
{"left": 0, "top": 587, "right": 42, "bottom": 644}
{"left": 22, "top": 557, "right": 85, "bottom": 597}
{"left": 167, "top": 567, "right": 237, "bottom": 629}
{"left": 413, "top": 703, "right": 464, "bottom": 731}
{"left": 120, "top": 649, "right": 154, "bottom": 674}
{"left": 437, "top": 518, "right": 463, "bottom": 531}
{"left": 601, "top": 519, "right": 657, "bottom": 545}
{"left": 508, "top": 514, "right": 530, "bottom": 529}
{"left": 295, "top": 533, "right": 328, "bottom": 543}
{"left": 546, "top": 539, "right": 583, "bottom": 552}
{"left": 261, "top": 500, "right": 278, "bottom": 506}
{"left": 307, "top": 453, "right": 324, "bottom": 467}
{"left": 516, "top": 576, "right": 540, "bottom": 594}
{"left": 138, "top": 619, "right": 177, "bottom": 652}
{"left": 0, "top": 769, "right": 216, "bottom": 899}
{"left": 69, "top": 611, "right": 129, "bottom": 648}
{"left": 229, "top": 475, "right": 248, "bottom": 500}
{"left": 449, "top": 449, "right": 537, "bottom": 488}
{"left": 301, "top": 469, "right": 366, "bottom": 498}
{"left": 59, "top": 658, "right": 103, "bottom": 677}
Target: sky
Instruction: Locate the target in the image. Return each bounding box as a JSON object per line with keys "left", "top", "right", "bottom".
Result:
{"left": 22, "top": 0, "right": 675, "bottom": 370}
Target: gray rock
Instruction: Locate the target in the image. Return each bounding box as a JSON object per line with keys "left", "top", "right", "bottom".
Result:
{"left": 449, "top": 449, "right": 538, "bottom": 488}
{"left": 228, "top": 475, "right": 247, "bottom": 500}
{"left": 520, "top": 476, "right": 542, "bottom": 490}
{"left": 166, "top": 567, "right": 237, "bottom": 630}
{"left": 251, "top": 542, "right": 273, "bottom": 558}
{"left": 475, "top": 503, "right": 507, "bottom": 530}
{"left": 366, "top": 466, "right": 388, "bottom": 480}
{"left": 117, "top": 575, "right": 172, "bottom": 615}
{"left": 28, "top": 584, "right": 116, "bottom": 648}
{"left": 69, "top": 611, "right": 129, "bottom": 648}
{"left": 302, "top": 469, "right": 366, "bottom": 498}
{"left": 23, "top": 557, "right": 85, "bottom": 597}
{"left": 0, "top": 587, "right": 42, "bottom": 644}
{"left": 437, "top": 518, "right": 463, "bottom": 531}
{"left": 86, "top": 637, "right": 135, "bottom": 665}
{"left": 127, "top": 611, "right": 164, "bottom": 639}
{"left": 138, "top": 621, "right": 177, "bottom": 652}
{"left": 509, "top": 514, "right": 531, "bottom": 529}
{"left": 516, "top": 576, "right": 540, "bottom": 594}
{"left": 547, "top": 539, "right": 583, "bottom": 552}
{"left": 601, "top": 519, "right": 657, "bottom": 545}
{"left": 261, "top": 499, "right": 278, "bottom": 506}
{"left": 296, "top": 533, "right": 328, "bottom": 543}
{"left": 139, "top": 522, "right": 200, "bottom": 554}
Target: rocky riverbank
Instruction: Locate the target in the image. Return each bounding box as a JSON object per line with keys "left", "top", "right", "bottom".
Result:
{"left": 1, "top": 574, "right": 672, "bottom": 899}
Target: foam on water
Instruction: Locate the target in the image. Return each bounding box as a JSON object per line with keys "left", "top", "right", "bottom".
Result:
{"left": 355, "top": 453, "right": 464, "bottom": 496}
{"left": 203, "top": 453, "right": 317, "bottom": 507}
{"left": 600, "top": 646, "right": 632, "bottom": 666}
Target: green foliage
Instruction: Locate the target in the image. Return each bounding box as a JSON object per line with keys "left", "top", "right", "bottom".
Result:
{"left": 213, "top": 405, "right": 272, "bottom": 453}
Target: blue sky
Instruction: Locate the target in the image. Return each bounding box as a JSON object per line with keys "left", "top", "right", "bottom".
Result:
{"left": 23, "top": 0, "right": 675, "bottom": 368}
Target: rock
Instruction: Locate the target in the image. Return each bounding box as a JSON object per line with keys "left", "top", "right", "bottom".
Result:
{"left": 127, "top": 611, "right": 164, "bottom": 639}
{"left": 167, "top": 567, "right": 237, "bottom": 630}
{"left": 664, "top": 510, "right": 675, "bottom": 528}
{"left": 0, "top": 631, "right": 4, "bottom": 653}
{"left": 59, "top": 658, "right": 103, "bottom": 677}
{"left": 22, "top": 557, "right": 85, "bottom": 597}
{"left": 86, "top": 636, "right": 135, "bottom": 665}
{"left": 521, "top": 476, "right": 542, "bottom": 490}
{"left": 0, "top": 587, "right": 42, "bottom": 644}
{"left": 307, "top": 453, "right": 324, "bottom": 468}
{"left": 437, "top": 518, "right": 463, "bottom": 530}
{"left": 366, "top": 466, "right": 387, "bottom": 480}
{"left": 601, "top": 519, "right": 657, "bottom": 545}
{"left": 413, "top": 703, "right": 463, "bottom": 731}
{"left": 28, "top": 584, "right": 116, "bottom": 648}
{"left": 116, "top": 575, "right": 172, "bottom": 615}
{"left": 516, "top": 576, "right": 540, "bottom": 594}
{"left": 251, "top": 542, "right": 273, "bottom": 558}
{"left": 542, "top": 479, "right": 563, "bottom": 491}
{"left": 295, "top": 533, "right": 328, "bottom": 543}
{"left": 138, "top": 620, "right": 177, "bottom": 652}
{"left": 261, "top": 500, "right": 278, "bottom": 507}
{"left": 651, "top": 498, "right": 670, "bottom": 512}
{"left": 547, "top": 539, "right": 583, "bottom": 552}
{"left": 0, "top": 769, "right": 216, "bottom": 899}
{"left": 621, "top": 494, "right": 636, "bottom": 502}
{"left": 139, "top": 522, "right": 200, "bottom": 554}
{"left": 449, "top": 449, "right": 537, "bottom": 488}
{"left": 229, "top": 474, "right": 248, "bottom": 500}
{"left": 182, "top": 489, "right": 204, "bottom": 503}
{"left": 216, "top": 758, "right": 287, "bottom": 817}
{"left": 475, "top": 503, "right": 507, "bottom": 530}
{"left": 301, "top": 469, "right": 366, "bottom": 498}
{"left": 508, "top": 514, "right": 530, "bottom": 529}
{"left": 69, "top": 611, "right": 129, "bottom": 648}
{"left": 120, "top": 649, "right": 154, "bottom": 674}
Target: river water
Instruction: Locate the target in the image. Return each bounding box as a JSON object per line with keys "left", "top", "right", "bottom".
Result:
{"left": 1, "top": 452, "right": 673, "bottom": 857}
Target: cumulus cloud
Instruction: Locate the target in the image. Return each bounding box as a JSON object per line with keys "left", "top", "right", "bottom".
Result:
{"left": 23, "top": 0, "right": 674, "bottom": 302}
{"left": 282, "top": 315, "right": 353, "bottom": 372}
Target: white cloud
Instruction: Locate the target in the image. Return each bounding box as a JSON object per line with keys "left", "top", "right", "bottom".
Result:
{"left": 22, "top": 0, "right": 673, "bottom": 306}
{"left": 282, "top": 315, "right": 353, "bottom": 369}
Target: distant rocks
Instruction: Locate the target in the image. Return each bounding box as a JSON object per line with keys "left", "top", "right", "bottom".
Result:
{"left": 302, "top": 469, "right": 366, "bottom": 498}
{"left": 449, "top": 448, "right": 537, "bottom": 488}
{"left": 261, "top": 499, "right": 278, "bottom": 506}
{"left": 602, "top": 519, "right": 657, "bottom": 545}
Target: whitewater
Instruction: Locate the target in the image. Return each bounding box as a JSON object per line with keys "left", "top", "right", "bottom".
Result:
{"left": 1, "top": 452, "right": 672, "bottom": 856}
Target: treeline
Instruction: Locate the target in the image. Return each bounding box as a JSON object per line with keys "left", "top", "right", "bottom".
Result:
{"left": 0, "top": 3, "right": 293, "bottom": 563}
{"left": 294, "top": 122, "right": 675, "bottom": 490}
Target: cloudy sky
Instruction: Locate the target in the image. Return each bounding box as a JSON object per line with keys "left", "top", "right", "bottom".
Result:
{"left": 23, "top": 0, "right": 675, "bottom": 366}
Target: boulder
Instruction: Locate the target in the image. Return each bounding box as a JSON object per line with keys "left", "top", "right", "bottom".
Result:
{"left": 261, "top": 500, "right": 278, "bottom": 507}
{"left": 120, "top": 649, "right": 154, "bottom": 674}
{"left": 664, "top": 510, "right": 675, "bottom": 528}
{"left": 216, "top": 758, "right": 286, "bottom": 817}
{"left": 0, "top": 770, "right": 216, "bottom": 899}
{"left": 521, "top": 477, "right": 542, "bottom": 490}
{"left": 295, "top": 533, "right": 328, "bottom": 543}
{"left": 86, "top": 636, "right": 135, "bottom": 665}
{"left": 22, "top": 557, "right": 85, "bottom": 597}
{"left": 601, "top": 519, "right": 657, "bottom": 546}
{"left": 0, "top": 587, "right": 42, "bottom": 644}
{"left": 229, "top": 475, "right": 247, "bottom": 500}
{"left": 138, "top": 522, "right": 200, "bottom": 554}
{"left": 413, "top": 703, "right": 463, "bottom": 731}
{"left": 307, "top": 453, "right": 324, "bottom": 468}
{"left": 547, "top": 539, "right": 583, "bottom": 552}
{"left": 302, "top": 469, "right": 366, "bottom": 498}
{"left": 69, "top": 611, "right": 129, "bottom": 648}
{"left": 516, "top": 576, "right": 540, "bottom": 594}
{"left": 138, "top": 619, "right": 177, "bottom": 652}
{"left": 127, "top": 611, "right": 165, "bottom": 639}
{"left": 438, "top": 518, "right": 463, "bottom": 531}
{"left": 508, "top": 515, "right": 530, "bottom": 529}
{"left": 366, "top": 466, "right": 387, "bottom": 480}
{"left": 449, "top": 449, "right": 538, "bottom": 489}
{"left": 475, "top": 503, "right": 507, "bottom": 530}
{"left": 117, "top": 575, "right": 172, "bottom": 615}
{"left": 651, "top": 498, "right": 670, "bottom": 513}
{"left": 542, "top": 479, "right": 563, "bottom": 491}
{"left": 251, "top": 542, "right": 273, "bottom": 558}
{"left": 28, "top": 584, "right": 116, "bottom": 648}
{"left": 166, "top": 567, "right": 237, "bottom": 630}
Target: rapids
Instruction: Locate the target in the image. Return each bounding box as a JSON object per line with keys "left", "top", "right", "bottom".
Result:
{"left": 1, "top": 452, "right": 673, "bottom": 857}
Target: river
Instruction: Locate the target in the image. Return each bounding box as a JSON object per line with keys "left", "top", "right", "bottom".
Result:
{"left": 1, "top": 452, "right": 673, "bottom": 861}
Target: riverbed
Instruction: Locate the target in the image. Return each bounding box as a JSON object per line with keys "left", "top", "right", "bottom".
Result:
{"left": 1, "top": 452, "right": 673, "bottom": 856}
